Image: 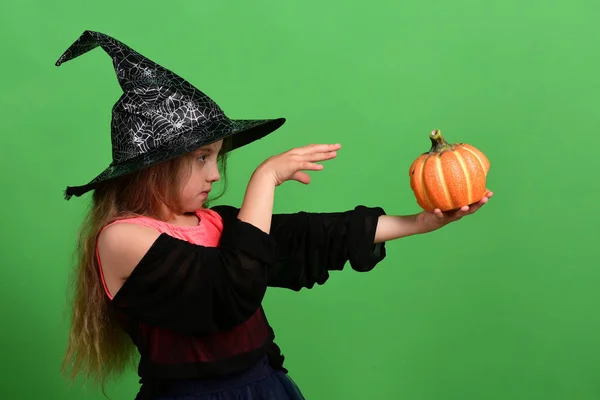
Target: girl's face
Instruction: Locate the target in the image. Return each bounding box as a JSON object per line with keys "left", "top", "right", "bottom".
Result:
{"left": 178, "top": 139, "right": 223, "bottom": 212}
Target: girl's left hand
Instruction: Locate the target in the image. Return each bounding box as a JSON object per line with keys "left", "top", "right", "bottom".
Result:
{"left": 417, "top": 190, "right": 494, "bottom": 233}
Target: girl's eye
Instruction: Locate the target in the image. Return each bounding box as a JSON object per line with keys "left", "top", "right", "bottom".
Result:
{"left": 197, "top": 155, "right": 207, "bottom": 163}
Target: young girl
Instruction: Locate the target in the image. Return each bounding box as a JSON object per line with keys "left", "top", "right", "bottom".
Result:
{"left": 57, "top": 31, "right": 492, "bottom": 400}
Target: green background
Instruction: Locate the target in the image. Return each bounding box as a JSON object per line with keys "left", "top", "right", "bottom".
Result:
{"left": 1, "top": 0, "right": 599, "bottom": 399}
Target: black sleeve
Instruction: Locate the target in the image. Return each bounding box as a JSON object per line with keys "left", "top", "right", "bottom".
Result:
{"left": 212, "top": 205, "right": 387, "bottom": 292}
{"left": 110, "top": 213, "right": 277, "bottom": 336}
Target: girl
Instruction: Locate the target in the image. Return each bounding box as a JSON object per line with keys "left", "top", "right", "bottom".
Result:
{"left": 57, "top": 31, "right": 492, "bottom": 400}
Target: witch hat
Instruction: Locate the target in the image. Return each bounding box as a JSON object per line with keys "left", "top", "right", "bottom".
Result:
{"left": 55, "top": 30, "right": 285, "bottom": 200}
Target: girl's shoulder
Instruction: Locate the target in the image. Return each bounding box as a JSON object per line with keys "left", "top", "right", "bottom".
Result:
{"left": 97, "top": 215, "right": 166, "bottom": 263}
{"left": 103, "top": 214, "right": 168, "bottom": 232}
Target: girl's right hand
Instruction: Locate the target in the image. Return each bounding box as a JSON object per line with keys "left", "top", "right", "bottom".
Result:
{"left": 255, "top": 143, "right": 341, "bottom": 186}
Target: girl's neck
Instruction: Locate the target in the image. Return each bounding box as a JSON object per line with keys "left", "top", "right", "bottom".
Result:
{"left": 158, "top": 203, "right": 200, "bottom": 227}
{"left": 165, "top": 212, "right": 200, "bottom": 227}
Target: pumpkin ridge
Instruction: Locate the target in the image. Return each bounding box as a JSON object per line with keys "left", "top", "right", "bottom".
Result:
{"left": 420, "top": 154, "right": 435, "bottom": 210}
{"left": 461, "top": 145, "right": 486, "bottom": 176}
{"left": 453, "top": 150, "right": 473, "bottom": 204}
{"left": 436, "top": 154, "right": 454, "bottom": 209}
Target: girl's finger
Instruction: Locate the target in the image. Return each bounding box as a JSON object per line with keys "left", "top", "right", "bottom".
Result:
{"left": 305, "top": 150, "right": 338, "bottom": 162}
{"left": 299, "top": 161, "right": 325, "bottom": 171}
{"left": 296, "top": 143, "right": 341, "bottom": 155}
{"left": 291, "top": 171, "right": 311, "bottom": 184}
{"left": 468, "top": 197, "right": 488, "bottom": 213}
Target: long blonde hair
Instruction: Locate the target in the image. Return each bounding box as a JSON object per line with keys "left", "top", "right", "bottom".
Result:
{"left": 61, "top": 142, "right": 229, "bottom": 394}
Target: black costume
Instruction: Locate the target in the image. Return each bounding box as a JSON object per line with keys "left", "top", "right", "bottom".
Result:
{"left": 56, "top": 31, "right": 388, "bottom": 399}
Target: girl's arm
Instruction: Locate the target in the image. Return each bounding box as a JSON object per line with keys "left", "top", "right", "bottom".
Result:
{"left": 237, "top": 143, "right": 340, "bottom": 234}
{"left": 236, "top": 168, "right": 275, "bottom": 234}
{"left": 374, "top": 190, "right": 493, "bottom": 243}
{"left": 225, "top": 192, "right": 493, "bottom": 292}
{"left": 374, "top": 214, "right": 422, "bottom": 243}
{"left": 212, "top": 205, "right": 387, "bottom": 292}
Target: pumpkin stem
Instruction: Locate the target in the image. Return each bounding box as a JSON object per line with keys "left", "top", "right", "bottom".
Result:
{"left": 429, "top": 129, "right": 453, "bottom": 152}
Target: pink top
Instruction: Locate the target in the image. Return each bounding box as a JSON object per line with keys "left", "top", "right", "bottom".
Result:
{"left": 96, "top": 208, "right": 224, "bottom": 300}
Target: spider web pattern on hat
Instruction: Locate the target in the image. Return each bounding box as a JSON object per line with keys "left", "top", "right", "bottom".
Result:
{"left": 56, "top": 30, "right": 285, "bottom": 200}
{"left": 57, "top": 31, "right": 230, "bottom": 164}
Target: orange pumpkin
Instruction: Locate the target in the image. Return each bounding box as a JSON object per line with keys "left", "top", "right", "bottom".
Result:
{"left": 409, "top": 129, "right": 490, "bottom": 212}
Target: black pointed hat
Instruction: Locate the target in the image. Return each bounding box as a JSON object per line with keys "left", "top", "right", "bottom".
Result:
{"left": 56, "top": 30, "right": 285, "bottom": 200}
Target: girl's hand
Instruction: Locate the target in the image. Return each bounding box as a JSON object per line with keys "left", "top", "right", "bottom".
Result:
{"left": 255, "top": 143, "right": 341, "bottom": 186}
{"left": 417, "top": 190, "right": 494, "bottom": 233}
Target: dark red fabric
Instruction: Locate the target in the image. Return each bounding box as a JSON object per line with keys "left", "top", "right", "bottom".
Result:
{"left": 136, "top": 308, "right": 270, "bottom": 364}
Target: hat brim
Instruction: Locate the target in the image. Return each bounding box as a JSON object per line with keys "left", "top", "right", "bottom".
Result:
{"left": 63, "top": 117, "right": 285, "bottom": 200}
